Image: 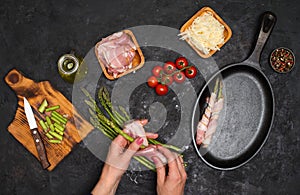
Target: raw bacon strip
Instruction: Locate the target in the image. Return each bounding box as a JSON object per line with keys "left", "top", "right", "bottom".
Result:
{"left": 114, "top": 32, "right": 136, "bottom": 49}
{"left": 135, "top": 145, "right": 168, "bottom": 164}
{"left": 103, "top": 44, "right": 135, "bottom": 67}
{"left": 96, "top": 31, "right": 136, "bottom": 78}
{"left": 196, "top": 79, "right": 219, "bottom": 145}
{"left": 123, "top": 120, "right": 148, "bottom": 146}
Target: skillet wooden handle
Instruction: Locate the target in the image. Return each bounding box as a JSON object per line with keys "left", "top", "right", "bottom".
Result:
{"left": 246, "top": 12, "right": 277, "bottom": 66}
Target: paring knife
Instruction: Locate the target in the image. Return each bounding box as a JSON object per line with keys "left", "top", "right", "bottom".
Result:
{"left": 24, "top": 97, "right": 50, "bottom": 169}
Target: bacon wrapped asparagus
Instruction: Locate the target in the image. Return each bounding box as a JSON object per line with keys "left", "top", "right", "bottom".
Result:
{"left": 202, "top": 82, "right": 223, "bottom": 148}
{"left": 196, "top": 78, "right": 224, "bottom": 147}
{"left": 196, "top": 78, "right": 219, "bottom": 145}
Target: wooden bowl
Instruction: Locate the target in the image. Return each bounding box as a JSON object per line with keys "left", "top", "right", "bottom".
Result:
{"left": 180, "top": 7, "right": 232, "bottom": 58}
{"left": 95, "top": 30, "right": 145, "bottom": 80}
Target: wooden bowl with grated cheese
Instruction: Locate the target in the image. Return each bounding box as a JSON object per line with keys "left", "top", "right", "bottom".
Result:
{"left": 180, "top": 7, "right": 232, "bottom": 58}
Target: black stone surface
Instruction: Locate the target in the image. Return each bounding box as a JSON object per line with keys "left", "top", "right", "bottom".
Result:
{"left": 0, "top": 0, "right": 299, "bottom": 194}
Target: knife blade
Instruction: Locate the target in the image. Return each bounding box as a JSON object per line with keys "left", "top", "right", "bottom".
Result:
{"left": 24, "top": 97, "right": 50, "bottom": 169}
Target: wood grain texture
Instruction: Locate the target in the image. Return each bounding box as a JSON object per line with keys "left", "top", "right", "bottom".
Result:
{"left": 4, "top": 69, "right": 94, "bottom": 171}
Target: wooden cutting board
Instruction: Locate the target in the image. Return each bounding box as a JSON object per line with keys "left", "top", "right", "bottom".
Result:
{"left": 4, "top": 69, "right": 94, "bottom": 171}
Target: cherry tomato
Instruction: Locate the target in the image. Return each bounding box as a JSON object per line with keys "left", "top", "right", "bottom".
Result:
{"left": 173, "top": 72, "right": 186, "bottom": 83}
{"left": 175, "top": 57, "right": 188, "bottom": 70}
{"left": 152, "top": 66, "right": 163, "bottom": 77}
{"left": 161, "top": 75, "right": 173, "bottom": 86}
{"left": 163, "top": 61, "right": 177, "bottom": 74}
{"left": 147, "top": 76, "right": 159, "bottom": 88}
{"left": 185, "top": 66, "right": 197, "bottom": 79}
{"left": 155, "top": 84, "right": 168, "bottom": 96}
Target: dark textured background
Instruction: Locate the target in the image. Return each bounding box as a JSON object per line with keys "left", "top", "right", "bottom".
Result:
{"left": 0, "top": 0, "right": 299, "bottom": 194}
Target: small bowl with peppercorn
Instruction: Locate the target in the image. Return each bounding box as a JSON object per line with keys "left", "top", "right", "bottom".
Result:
{"left": 270, "top": 47, "right": 295, "bottom": 73}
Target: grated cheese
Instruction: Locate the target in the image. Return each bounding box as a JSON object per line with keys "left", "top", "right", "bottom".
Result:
{"left": 179, "top": 12, "right": 225, "bottom": 55}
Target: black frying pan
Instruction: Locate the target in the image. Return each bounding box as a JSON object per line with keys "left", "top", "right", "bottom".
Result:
{"left": 191, "top": 12, "right": 276, "bottom": 170}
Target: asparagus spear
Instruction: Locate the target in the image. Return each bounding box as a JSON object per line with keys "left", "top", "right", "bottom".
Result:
{"left": 148, "top": 138, "right": 183, "bottom": 153}
{"left": 90, "top": 117, "right": 115, "bottom": 140}
{"left": 82, "top": 89, "right": 130, "bottom": 140}
{"left": 89, "top": 108, "right": 118, "bottom": 137}
{"left": 133, "top": 156, "right": 156, "bottom": 172}
{"left": 99, "top": 87, "right": 128, "bottom": 125}
{"left": 119, "top": 106, "right": 131, "bottom": 121}
{"left": 101, "top": 87, "right": 127, "bottom": 123}
{"left": 98, "top": 87, "right": 123, "bottom": 126}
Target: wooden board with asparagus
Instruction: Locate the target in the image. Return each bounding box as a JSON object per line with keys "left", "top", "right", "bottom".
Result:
{"left": 5, "top": 69, "right": 94, "bottom": 171}
{"left": 82, "top": 86, "right": 184, "bottom": 171}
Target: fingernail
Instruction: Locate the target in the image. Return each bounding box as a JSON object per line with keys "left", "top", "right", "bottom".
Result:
{"left": 136, "top": 137, "right": 144, "bottom": 145}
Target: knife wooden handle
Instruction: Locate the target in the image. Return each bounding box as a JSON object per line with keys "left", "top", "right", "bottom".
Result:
{"left": 31, "top": 128, "right": 50, "bottom": 169}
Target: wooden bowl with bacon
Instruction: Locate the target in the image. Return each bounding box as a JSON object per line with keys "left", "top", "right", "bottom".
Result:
{"left": 95, "top": 30, "right": 145, "bottom": 80}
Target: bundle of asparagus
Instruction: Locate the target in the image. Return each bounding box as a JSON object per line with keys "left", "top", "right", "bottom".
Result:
{"left": 81, "top": 86, "right": 183, "bottom": 171}
{"left": 196, "top": 78, "right": 224, "bottom": 148}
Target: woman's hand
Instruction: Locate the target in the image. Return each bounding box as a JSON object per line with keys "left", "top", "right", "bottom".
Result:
{"left": 92, "top": 135, "right": 144, "bottom": 195}
{"left": 152, "top": 145, "right": 187, "bottom": 195}
{"left": 92, "top": 129, "right": 158, "bottom": 195}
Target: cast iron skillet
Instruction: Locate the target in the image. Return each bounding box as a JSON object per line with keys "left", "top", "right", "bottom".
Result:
{"left": 191, "top": 12, "right": 276, "bottom": 170}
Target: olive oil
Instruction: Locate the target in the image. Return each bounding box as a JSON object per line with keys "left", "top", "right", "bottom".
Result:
{"left": 57, "top": 53, "right": 81, "bottom": 83}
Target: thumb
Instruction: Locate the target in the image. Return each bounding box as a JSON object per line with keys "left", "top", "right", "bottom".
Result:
{"left": 123, "top": 137, "right": 144, "bottom": 161}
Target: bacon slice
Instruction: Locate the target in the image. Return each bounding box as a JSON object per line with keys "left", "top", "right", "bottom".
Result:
{"left": 196, "top": 92, "right": 217, "bottom": 145}
{"left": 96, "top": 31, "right": 136, "bottom": 78}
{"left": 135, "top": 145, "right": 167, "bottom": 164}
{"left": 202, "top": 97, "right": 224, "bottom": 147}
{"left": 123, "top": 120, "right": 148, "bottom": 147}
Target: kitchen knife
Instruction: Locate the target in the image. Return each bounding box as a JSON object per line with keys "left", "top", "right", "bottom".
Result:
{"left": 24, "top": 97, "right": 50, "bottom": 169}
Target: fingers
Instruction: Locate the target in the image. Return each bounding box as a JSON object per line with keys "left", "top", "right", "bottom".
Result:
{"left": 140, "top": 119, "right": 148, "bottom": 126}
{"left": 109, "top": 135, "right": 128, "bottom": 155}
{"left": 122, "top": 137, "right": 144, "bottom": 161}
{"left": 157, "top": 146, "right": 182, "bottom": 178}
{"left": 145, "top": 132, "right": 159, "bottom": 139}
{"left": 152, "top": 156, "right": 166, "bottom": 185}
{"left": 176, "top": 155, "right": 187, "bottom": 179}
{"left": 157, "top": 145, "right": 177, "bottom": 166}
{"left": 113, "top": 134, "right": 128, "bottom": 148}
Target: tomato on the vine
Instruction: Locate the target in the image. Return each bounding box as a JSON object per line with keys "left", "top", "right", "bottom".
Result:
{"left": 175, "top": 57, "right": 188, "bottom": 69}
{"left": 147, "top": 76, "right": 159, "bottom": 88}
{"left": 185, "top": 66, "right": 197, "bottom": 79}
{"left": 155, "top": 84, "right": 168, "bottom": 96}
{"left": 161, "top": 75, "right": 173, "bottom": 86}
{"left": 152, "top": 66, "right": 163, "bottom": 77}
{"left": 163, "top": 61, "right": 177, "bottom": 74}
{"left": 173, "top": 72, "right": 186, "bottom": 83}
